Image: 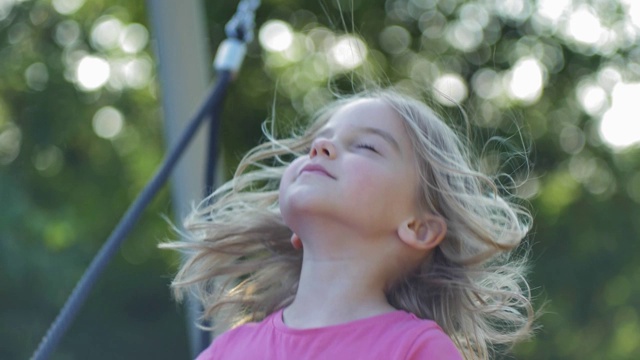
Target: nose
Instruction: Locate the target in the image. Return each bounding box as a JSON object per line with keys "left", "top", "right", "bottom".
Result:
{"left": 309, "top": 138, "right": 336, "bottom": 159}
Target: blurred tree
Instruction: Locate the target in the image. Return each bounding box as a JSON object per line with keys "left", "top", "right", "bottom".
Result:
{"left": 1, "top": 0, "right": 639, "bottom": 359}
{"left": 0, "top": 0, "right": 187, "bottom": 358}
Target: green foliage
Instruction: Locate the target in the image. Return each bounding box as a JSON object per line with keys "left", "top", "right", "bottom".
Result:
{"left": 0, "top": 0, "right": 184, "bottom": 359}
{"left": 1, "top": 0, "right": 639, "bottom": 359}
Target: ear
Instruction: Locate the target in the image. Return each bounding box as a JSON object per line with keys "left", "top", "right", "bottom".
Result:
{"left": 397, "top": 215, "right": 447, "bottom": 251}
{"left": 290, "top": 233, "right": 303, "bottom": 250}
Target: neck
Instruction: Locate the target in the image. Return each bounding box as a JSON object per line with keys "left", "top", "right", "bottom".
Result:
{"left": 283, "top": 249, "right": 397, "bottom": 329}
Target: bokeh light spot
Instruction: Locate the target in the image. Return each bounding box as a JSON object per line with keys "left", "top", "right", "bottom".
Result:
{"left": 433, "top": 73, "right": 468, "bottom": 106}
{"left": 507, "top": 57, "right": 545, "bottom": 103}
{"left": 119, "top": 23, "right": 149, "bottom": 54}
{"left": 330, "top": 35, "right": 367, "bottom": 70}
{"left": 25, "top": 62, "right": 49, "bottom": 91}
{"left": 92, "top": 106, "right": 124, "bottom": 139}
{"left": 472, "top": 68, "right": 503, "bottom": 100}
{"left": 91, "top": 16, "right": 123, "bottom": 51}
{"left": 559, "top": 125, "right": 586, "bottom": 154}
{"left": 281, "top": 34, "right": 308, "bottom": 62}
{"left": 33, "top": 146, "right": 64, "bottom": 177}
{"left": 54, "top": 20, "right": 81, "bottom": 48}
{"left": 568, "top": 154, "right": 597, "bottom": 184}
{"left": 122, "top": 57, "right": 152, "bottom": 89}
{"left": 516, "top": 177, "right": 540, "bottom": 199}
{"left": 76, "top": 56, "right": 110, "bottom": 91}
{"left": 379, "top": 25, "right": 411, "bottom": 55}
{"left": 599, "top": 82, "right": 640, "bottom": 149}
{"left": 536, "top": 0, "right": 571, "bottom": 25}
{"left": 626, "top": 0, "right": 640, "bottom": 29}
{"left": 0, "top": 123, "right": 21, "bottom": 165}
{"left": 577, "top": 83, "right": 608, "bottom": 116}
{"left": 459, "top": 3, "right": 490, "bottom": 27}
{"left": 259, "top": 20, "right": 294, "bottom": 52}
{"left": 51, "top": 0, "right": 85, "bottom": 15}
{"left": 0, "top": 0, "right": 18, "bottom": 22}
{"left": 495, "top": 0, "right": 531, "bottom": 22}
{"left": 446, "top": 20, "right": 483, "bottom": 52}
{"left": 567, "top": 6, "right": 604, "bottom": 45}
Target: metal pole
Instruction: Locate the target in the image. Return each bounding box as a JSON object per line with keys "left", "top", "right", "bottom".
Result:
{"left": 146, "top": 0, "right": 213, "bottom": 357}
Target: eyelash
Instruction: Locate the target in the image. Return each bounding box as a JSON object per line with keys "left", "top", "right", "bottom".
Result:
{"left": 356, "top": 143, "right": 378, "bottom": 152}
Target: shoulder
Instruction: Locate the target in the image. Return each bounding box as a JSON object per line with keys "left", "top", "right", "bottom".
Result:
{"left": 355, "top": 311, "right": 462, "bottom": 359}
{"left": 196, "top": 314, "right": 276, "bottom": 359}
{"left": 361, "top": 311, "right": 464, "bottom": 359}
{"left": 399, "top": 315, "right": 463, "bottom": 360}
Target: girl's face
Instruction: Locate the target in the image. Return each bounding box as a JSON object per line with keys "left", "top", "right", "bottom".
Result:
{"left": 279, "top": 98, "right": 421, "bottom": 240}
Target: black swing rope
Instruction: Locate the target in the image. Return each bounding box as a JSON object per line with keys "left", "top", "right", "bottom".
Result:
{"left": 31, "top": 70, "right": 231, "bottom": 360}
{"left": 30, "top": 1, "right": 260, "bottom": 358}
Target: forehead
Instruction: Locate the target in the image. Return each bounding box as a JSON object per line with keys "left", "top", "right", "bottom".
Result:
{"left": 323, "top": 98, "right": 407, "bottom": 135}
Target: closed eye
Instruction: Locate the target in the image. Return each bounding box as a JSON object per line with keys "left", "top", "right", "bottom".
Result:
{"left": 356, "top": 143, "right": 378, "bottom": 153}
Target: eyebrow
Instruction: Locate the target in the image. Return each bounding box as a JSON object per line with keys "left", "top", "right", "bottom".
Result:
{"left": 316, "top": 126, "right": 402, "bottom": 153}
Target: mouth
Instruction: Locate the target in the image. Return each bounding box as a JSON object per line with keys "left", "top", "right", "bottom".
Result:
{"left": 299, "top": 164, "right": 336, "bottom": 179}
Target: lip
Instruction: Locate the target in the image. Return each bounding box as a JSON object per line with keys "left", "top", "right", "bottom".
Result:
{"left": 299, "top": 163, "right": 336, "bottom": 179}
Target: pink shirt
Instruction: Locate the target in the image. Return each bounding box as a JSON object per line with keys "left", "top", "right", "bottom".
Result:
{"left": 196, "top": 309, "right": 463, "bottom": 359}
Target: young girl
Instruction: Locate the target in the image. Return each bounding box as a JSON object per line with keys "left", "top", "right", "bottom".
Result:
{"left": 164, "top": 89, "right": 535, "bottom": 359}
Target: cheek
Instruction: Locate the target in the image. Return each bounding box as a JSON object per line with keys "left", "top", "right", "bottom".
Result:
{"left": 345, "top": 162, "right": 392, "bottom": 199}
{"left": 347, "top": 162, "right": 415, "bottom": 208}
{"left": 348, "top": 161, "right": 392, "bottom": 187}
{"left": 279, "top": 157, "right": 304, "bottom": 197}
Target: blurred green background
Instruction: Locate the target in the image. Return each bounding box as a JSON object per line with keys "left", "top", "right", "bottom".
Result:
{"left": 1, "top": 0, "right": 639, "bottom": 359}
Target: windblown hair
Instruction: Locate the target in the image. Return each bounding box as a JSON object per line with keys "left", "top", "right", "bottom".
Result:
{"left": 163, "top": 88, "right": 535, "bottom": 359}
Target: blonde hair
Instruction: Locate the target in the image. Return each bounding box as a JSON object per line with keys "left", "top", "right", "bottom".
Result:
{"left": 163, "top": 88, "right": 535, "bottom": 359}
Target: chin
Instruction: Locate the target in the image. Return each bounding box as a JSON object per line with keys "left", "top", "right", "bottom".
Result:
{"left": 279, "top": 193, "right": 335, "bottom": 230}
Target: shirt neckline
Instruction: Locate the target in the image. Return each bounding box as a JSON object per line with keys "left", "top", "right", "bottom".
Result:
{"left": 271, "top": 308, "right": 416, "bottom": 334}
